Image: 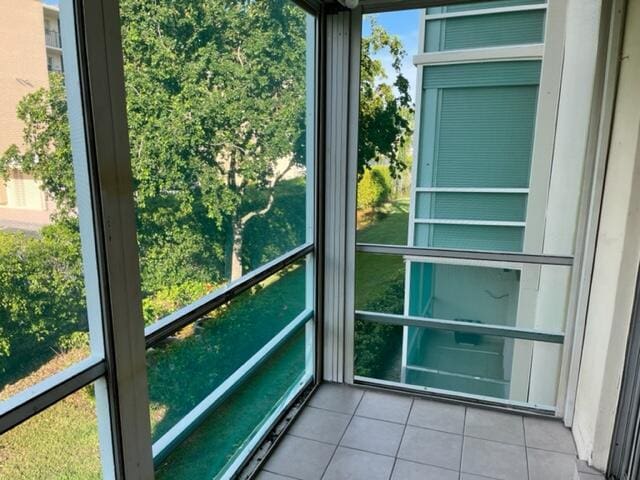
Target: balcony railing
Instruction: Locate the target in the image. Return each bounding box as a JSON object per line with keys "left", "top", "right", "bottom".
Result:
{"left": 45, "top": 29, "right": 61, "bottom": 49}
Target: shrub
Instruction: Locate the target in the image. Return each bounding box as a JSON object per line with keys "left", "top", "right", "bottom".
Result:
{"left": 354, "top": 271, "right": 404, "bottom": 378}
{"left": 0, "top": 221, "right": 85, "bottom": 386}
{"left": 357, "top": 165, "right": 393, "bottom": 211}
{"left": 142, "top": 281, "right": 217, "bottom": 326}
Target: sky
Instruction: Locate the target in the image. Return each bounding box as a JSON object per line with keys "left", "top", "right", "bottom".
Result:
{"left": 362, "top": 9, "right": 421, "bottom": 98}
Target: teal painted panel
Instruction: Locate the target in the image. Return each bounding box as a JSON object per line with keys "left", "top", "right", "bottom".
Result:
{"left": 409, "top": 262, "right": 434, "bottom": 318}
{"left": 422, "top": 61, "right": 541, "bottom": 89}
{"left": 424, "top": 85, "right": 538, "bottom": 188}
{"left": 416, "top": 192, "right": 528, "bottom": 221}
{"left": 425, "top": 11, "right": 545, "bottom": 52}
{"left": 415, "top": 223, "right": 524, "bottom": 251}
{"left": 404, "top": 327, "right": 512, "bottom": 399}
{"left": 427, "top": 0, "right": 545, "bottom": 14}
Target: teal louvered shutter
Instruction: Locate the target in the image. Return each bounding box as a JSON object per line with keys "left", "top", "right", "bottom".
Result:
{"left": 413, "top": 58, "right": 541, "bottom": 251}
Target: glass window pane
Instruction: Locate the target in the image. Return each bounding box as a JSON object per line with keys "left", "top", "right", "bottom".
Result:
{"left": 356, "top": 321, "right": 561, "bottom": 407}
{"left": 356, "top": 10, "right": 418, "bottom": 246}
{"left": 0, "top": 2, "right": 101, "bottom": 400}
{"left": 356, "top": 253, "right": 571, "bottom": 330}
{"left": 0, "top": 383, "right": 103, "bottom": 479}
{"left": 119, "top": 0, "right": 315, "bottom": 323}
{"left": 147, "top": 260, "right": 307, "bottom": 442}
{"left": 156, "top": 324, "right": 310, "bottom": 479}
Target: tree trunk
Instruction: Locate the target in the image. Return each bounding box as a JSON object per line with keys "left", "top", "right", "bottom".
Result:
{"left": 229, "top": 219, "right": 244, "bottom": 281}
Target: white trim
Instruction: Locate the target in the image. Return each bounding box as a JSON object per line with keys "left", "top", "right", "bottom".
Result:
{"left": 355, "top": 375, "right": 556, "bottom": 413}
{"left": 343, "top": 8, "right": 362, "bottom": 384}
{"left": 413, "top": 44, "right": 544, "bottom": 66}
{"left": 403, "top": 8, "right": 427, "bottom": 383}
{"left": 416, "top": 187, "right": 529, "bottom": 193}
{"left": 561, "top": 0, "right": 626, "bottom": 425}
{"left": 58, "top": 4, "right": 114, "bottom": 474}
{"left": 413, "top": 219, "right": 526, "bottom": 227}
{"left": 0, "top": 358, "right": 105, "bottom": 433}
{"left": 424, "top": 4, "right": 547, "bottom": 21}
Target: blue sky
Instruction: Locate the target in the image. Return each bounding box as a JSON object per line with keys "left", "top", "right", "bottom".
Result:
{"left": 363, "top": 9, "right": 421, "bottom": 98}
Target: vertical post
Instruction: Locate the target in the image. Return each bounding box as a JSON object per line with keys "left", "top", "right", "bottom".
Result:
{"left": 75, "top": 0, "right": 154, "bottom": 477}
{"left": 323, "top": 9, "right": 353, "bottom": 382}
{"left": 306, "top": 13, "right": 317, "bottom": 379}
{"left": 343, "top": 8, "right": 362, "bottom": 384}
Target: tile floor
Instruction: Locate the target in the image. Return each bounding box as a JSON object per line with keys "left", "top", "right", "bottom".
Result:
{"left": 258, "top": 383, "right": 581, "bottom": 480}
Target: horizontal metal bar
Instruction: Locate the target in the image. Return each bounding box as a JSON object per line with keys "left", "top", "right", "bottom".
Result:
{"left": 145, "top": 243, "right": 314, "bottom": 348}
{"left": 413, "top": 44, "right": 544, "bottom": 66}
{"left": 405, "top": 364, "right": 510, "bottom": 386}
{"left": 355, "top": 310, "right": 565, "bottom": 343}
{"left": 354, "top": 376, "right": 557, "bottom": 415}
{"left": 415, "top": 187, "right": 529, "bottom": 194}
{"left": 0, "top": 357, "right": 106, "bottom": 434}
{"left": 355, "top": 243, "right": 574, "bottom": 266}
{"left": 424, "top": 4, "right": 547, "bottom": 21}
{"left": 414, "top": 219, "right": 525, "bottom": 227}
{"left": 152, "top": 309, "right": 314, "bottom": 464}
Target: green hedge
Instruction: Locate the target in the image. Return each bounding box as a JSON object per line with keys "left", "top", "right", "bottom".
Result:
{"left": 357, "top": 165, "right": 393, "bottom": 211}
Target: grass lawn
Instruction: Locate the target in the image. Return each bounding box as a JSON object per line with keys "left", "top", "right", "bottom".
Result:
{"left": 0, "top": 384, "right": 102, "bottom": 479}
{"left": 355, "top": 198, "right": 409, "bottom": 309}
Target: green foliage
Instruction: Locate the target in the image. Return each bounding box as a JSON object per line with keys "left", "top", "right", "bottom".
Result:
{"left": 357, "top": 165, "right": 393, "bottom": 211}
{"left": 240, "top": 178, "right": 306, "bottom": 272}
{"left": 58, "top": 331, "right": 90, "bottom": 353}
{"left": 354, "top": 271, "right": 404, "bottom": 378}
{"left": 0, "top": 221, "right": 85, "bottom": 384}
{"left": 142, "top": 281, "right": 216, "bottom": 326}
{"left": 147, "top": 265, "right": 305, "bottom": 441}
{"left": 0, "top": 73, "right": 75, "bottom": 215}
{"left": 359, "top": 18, "right": 413, "bottom": 179}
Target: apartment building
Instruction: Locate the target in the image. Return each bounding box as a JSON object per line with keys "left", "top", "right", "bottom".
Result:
{"left": 0, "top": 0, "right": 60, "bottom": 231}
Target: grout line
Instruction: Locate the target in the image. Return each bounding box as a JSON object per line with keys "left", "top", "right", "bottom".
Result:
{"left": 459, "top": 406, "right": 467, "bottom": 479}
{"left": 302, "top": 404, "right": 353, "bottom": 417}
{"left": 318, "top": 390, "right": 365, "bottom": 479}
{"left": 463, "top": 433, "right": 527, "bottom": 448}
{"left": 261, "top": 467, "right": 302, "bottom": 480}
{"left": 523, "top": 416, "right": 531, "bottom": 480}
{"left": 389, "top": 397, "right": 414, "bottom": 480}
{"left": 354, "top": 413, "right": 407, "bottom": 425}
{"left": 525, "top": 445, "right": 578, "bottom": 456}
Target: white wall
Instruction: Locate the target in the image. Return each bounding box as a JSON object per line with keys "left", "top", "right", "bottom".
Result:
{"left": 572, "top": 0, "right": 640, "bottom": 469}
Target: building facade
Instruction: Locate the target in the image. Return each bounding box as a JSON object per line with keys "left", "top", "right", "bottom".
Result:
{"left": 0, "top": 0, "right": 61, "bottom": 231}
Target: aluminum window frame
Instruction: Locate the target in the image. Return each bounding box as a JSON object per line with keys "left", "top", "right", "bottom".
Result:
{"left": 0, "top": 1, "right": 323, "bottom": 479}
{"left": 341, "top": 0, "right": 599, "bottom": 415}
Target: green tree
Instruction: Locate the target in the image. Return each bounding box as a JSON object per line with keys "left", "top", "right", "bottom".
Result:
{"left": 0, "top": 1, "right": 412, "bottom": 319}
{"left": 359, "top": 18, "right": 413, "bottom": 179}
